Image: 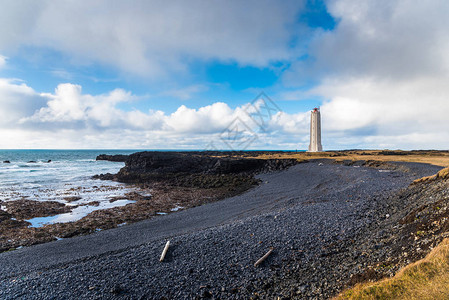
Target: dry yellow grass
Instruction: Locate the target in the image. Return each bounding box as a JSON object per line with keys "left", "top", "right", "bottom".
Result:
{"left": 334, "top": 239, "right": 449, "bottom": 300}
{"left": 413, "top": 166, "right": 449, "bottom": 184}
{"left": 252, "top": 150, "right": 449, "bottom": 168}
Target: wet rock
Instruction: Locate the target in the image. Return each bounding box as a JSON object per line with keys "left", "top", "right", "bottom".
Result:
{"left": 92, "top": 173, "right": 115, "bottom": 180}
{"left": 0, "top": 210, "right": 30, "bottom": 232}
{"left": 4, "top": 199, "right": 72, "bottom": 220}
{"left": 64, "top": 196, "right": 82, "bottom": 202}
{"left": 3, "top": 160, "right": 10, "bottom": 163}
{"left": 96, "top": 154, "right": 129, "bottom": 162}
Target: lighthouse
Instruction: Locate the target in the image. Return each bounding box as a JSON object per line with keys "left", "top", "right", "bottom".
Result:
{"left": 308, "top": 107, "right": 323, "bottom": 152}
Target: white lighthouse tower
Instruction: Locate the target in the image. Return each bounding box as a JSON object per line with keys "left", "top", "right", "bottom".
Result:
{"left": 308, "top": 107, "right": 323, "bottom": 152}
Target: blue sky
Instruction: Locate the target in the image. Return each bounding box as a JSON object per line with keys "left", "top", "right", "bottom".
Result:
{"left": 0, "top": 1, "right": 329, "bottom": 112}
{"left": 1, "top": 0, "right": 449, "bottom": 150}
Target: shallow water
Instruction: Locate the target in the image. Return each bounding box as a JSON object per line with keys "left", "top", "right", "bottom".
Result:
{"left": 26, "top": 199, "right": 136, "bottom": 227}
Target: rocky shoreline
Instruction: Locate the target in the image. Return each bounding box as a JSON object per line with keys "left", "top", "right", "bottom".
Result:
{"left": 0, "top": 152, "right": 298, "bottom": 252}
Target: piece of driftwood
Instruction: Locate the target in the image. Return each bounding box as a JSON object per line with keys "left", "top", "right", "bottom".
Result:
{"left": 160, "top": 241, "right": 170, "bottom": 262}
{"left": 254, "top": 247, "right": 274, "bottom": 267}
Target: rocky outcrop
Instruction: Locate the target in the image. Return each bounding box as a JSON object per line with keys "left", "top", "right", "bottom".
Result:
{"left": 96, "top": 154, "right": 129, "bottom": 162}
{"left": 118, "top": 152, "right": 259, "bottom": 175}
{"left": 111, "top": 151, "right": 298, "bottom": 183}
{"left": 262, "top": 158, "right": 301, "bottom": 173}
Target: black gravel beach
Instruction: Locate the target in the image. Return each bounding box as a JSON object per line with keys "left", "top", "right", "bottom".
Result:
{"left": 0, "top": 159, "right": 443, "bottom": 299}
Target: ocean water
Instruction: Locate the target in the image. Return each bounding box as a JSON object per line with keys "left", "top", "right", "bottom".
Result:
{"left": 0, "top": 150, "right": 139, "bottom": 226}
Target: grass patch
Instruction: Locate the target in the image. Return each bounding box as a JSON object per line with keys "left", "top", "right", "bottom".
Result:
{"left": 334, "top": 238, "right": 449, "bottom": 300}
{"left": 413, "top": 166, "right": 449, "bottom": 184}
{"left": 250, "top": 150, "right": 449, "bottom": 167}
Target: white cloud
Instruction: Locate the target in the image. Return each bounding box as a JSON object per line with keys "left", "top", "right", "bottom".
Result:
{"left": 312, "top": 0, "right": 449, "bottom": 80}
{"left": 0, "top": 79, "right": 309, "bottom": 149}
{"left": 281, "top": 0, "right": 449, "bottom": 149}
{"left": 5, "top": 1, "right": 449, "bottom": 150}
{"left": 165, "top": 103, "right": 234, "bottom": 133}
{"left": 0, "top": 79, "right": 48, "bottom": 126}
{"left": 268, "top": 111, "right": 309, "bottom": 134}
{"left": 0, "top": 55, "right": 6, "bottom": 68}
{"left": 0, "top": 1, "right": 306, "bottom": 77}
{"left": 317, "top": 76, "right": 449, "bottom": 129}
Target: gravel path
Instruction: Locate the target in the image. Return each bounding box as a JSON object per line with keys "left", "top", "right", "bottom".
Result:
{"left": 0, "top": 160, "right": 442, "bottom": 299}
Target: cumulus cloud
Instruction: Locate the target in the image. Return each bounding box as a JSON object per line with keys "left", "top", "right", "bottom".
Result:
{"left": 0, "top": 0, "right": 306, "bottom": 77}
{"left": 166, "top": 103, "right": 234, "bottom": 133}
{"left": 282, "top": 0, "right": 449, "bottom": 149}
{"left": 315, "top": 77, "right": 449, "bottom": 148}
{"left": 313, "top": 0, "right": 449, "bottom": 80}
{"left": 268, "top": 111, "right": 309, "bottom": 134}
{"left": 22, "top": 83, "right": 164, "bottom": 130}
{"left": 0, "top": 79, "right": 306, "bottom": 149}
{"left": 0, "top": 79, "right": 48, "bottom": 127}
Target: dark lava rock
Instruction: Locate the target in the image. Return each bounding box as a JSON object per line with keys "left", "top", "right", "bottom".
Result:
{"left": 378, "top": 150, "right": 409, "bottom": 156}
{"left": 114, "top": 152, "right": 298, "bottom": 184}
{"left": 120, "top": 152, "right": 266, "bottom": 175}
{"left": 96, "top": 154, "right": 129, "bottom": 162}
{"left": 27, "top": 161, "right": 36, "bottom": 163}
{"left": 92, "top": 173, "right": 115, "bottom": 180}
{"left": 3, "top": 160, "right": 10, "bottom": 163}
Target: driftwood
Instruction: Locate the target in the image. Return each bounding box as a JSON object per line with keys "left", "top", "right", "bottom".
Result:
{"left": 159, "top": 241, "right": 170, "bottom": 262}
{"left": 254, "top": 247, "right": 274, "bottom": 267}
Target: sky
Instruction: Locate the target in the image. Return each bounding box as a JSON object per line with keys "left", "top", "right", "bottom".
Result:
{"left": 1, "top": 0, "right": 449, "bottom": 150}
